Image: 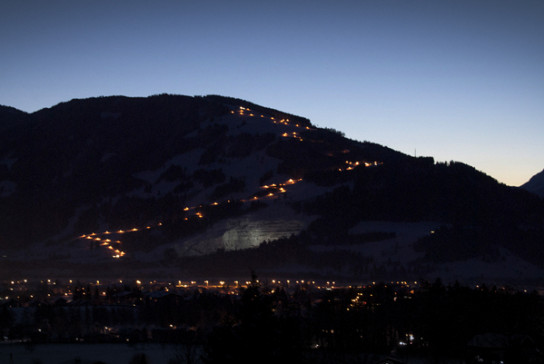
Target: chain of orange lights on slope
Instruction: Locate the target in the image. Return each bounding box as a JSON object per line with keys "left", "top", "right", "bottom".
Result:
{"left": 76, "top": 106, "right": 381, "bottom": 259}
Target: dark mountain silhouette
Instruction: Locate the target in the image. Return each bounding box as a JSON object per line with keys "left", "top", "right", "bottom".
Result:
{"left": 0, "top": 94, "right": 542, "bottom": 284}
{"left": 522, "top": 169, "right": 544, "bottom": 197}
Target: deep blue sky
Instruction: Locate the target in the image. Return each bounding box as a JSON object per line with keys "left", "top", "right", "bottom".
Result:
{"left": 1, "top": 0, "right": 543, "bottom": 186}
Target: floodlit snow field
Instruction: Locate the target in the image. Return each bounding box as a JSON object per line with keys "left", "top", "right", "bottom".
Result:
{"left": 0, "top": 343, "right": 183, "bottom": 364}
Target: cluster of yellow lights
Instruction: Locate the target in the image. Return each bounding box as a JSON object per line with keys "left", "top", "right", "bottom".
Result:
{"left": 181, "top": 177, "right": 303, "bottom": 218}
{"left": 231, "top": 106, "right": 312, "bottom": 131}
{"left": 78, "top": 222, "right": 164, "bottom": 259}
{"left": 76, "top": 106, "right": 382, "bottom": 260}
{"left": 350, "top": 292, "right": 368, "bottom": 307}
{"left": 337, "top": 160, "right": 382, "bottom": 172}
{"left": 281, "top": 131, "right": 303, "bottom": 142}
{"left": 246, "top": 177, "right": 302, "bottom": 200}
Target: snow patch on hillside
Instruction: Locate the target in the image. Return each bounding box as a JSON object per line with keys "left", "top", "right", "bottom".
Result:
{"left": 434, "top": 248, "right": 544, "bottom": 284}
{"left": 134, "top": 148, "right": 205, "bottom": 185}
{"left": 221, "top": 114, "right": 279, "bottom": 136}
{"left": 170, "top": 205, "right": 312, "bottom": 257}
{"left": 309, "top": 220, "right": 442, "bottom": 279}
{"left": 345, "top": 221, "right": 441, "bottom": 264}
{"left": 184, "top": 149, "right": 282, "bottom": 206}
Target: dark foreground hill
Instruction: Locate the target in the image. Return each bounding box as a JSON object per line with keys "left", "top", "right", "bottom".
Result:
{"left": 0, "top": 94, "right": 542, "bottom": 284}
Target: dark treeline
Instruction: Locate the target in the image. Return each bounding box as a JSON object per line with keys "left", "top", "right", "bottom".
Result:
{"left": 202, "top": 280, "right": 544, "bottom": 364}
{"left": 1, "top": 279, "right": 542, "bottom": 363}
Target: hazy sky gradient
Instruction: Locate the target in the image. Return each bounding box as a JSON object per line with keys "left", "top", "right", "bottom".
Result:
{"left": 1, "top": 0, "right": 543, "bottom": 186}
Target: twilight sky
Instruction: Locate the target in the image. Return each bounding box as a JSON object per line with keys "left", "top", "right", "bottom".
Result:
{"left": 1, "top": 0, "right": 543, "bottom": 186}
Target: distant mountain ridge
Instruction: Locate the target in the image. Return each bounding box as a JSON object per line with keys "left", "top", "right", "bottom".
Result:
{"left": 522, "top": 169, "right": 544, "bottom": 197}
{"left": 0, "top": 94, "right": 542, "bottom": 284}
